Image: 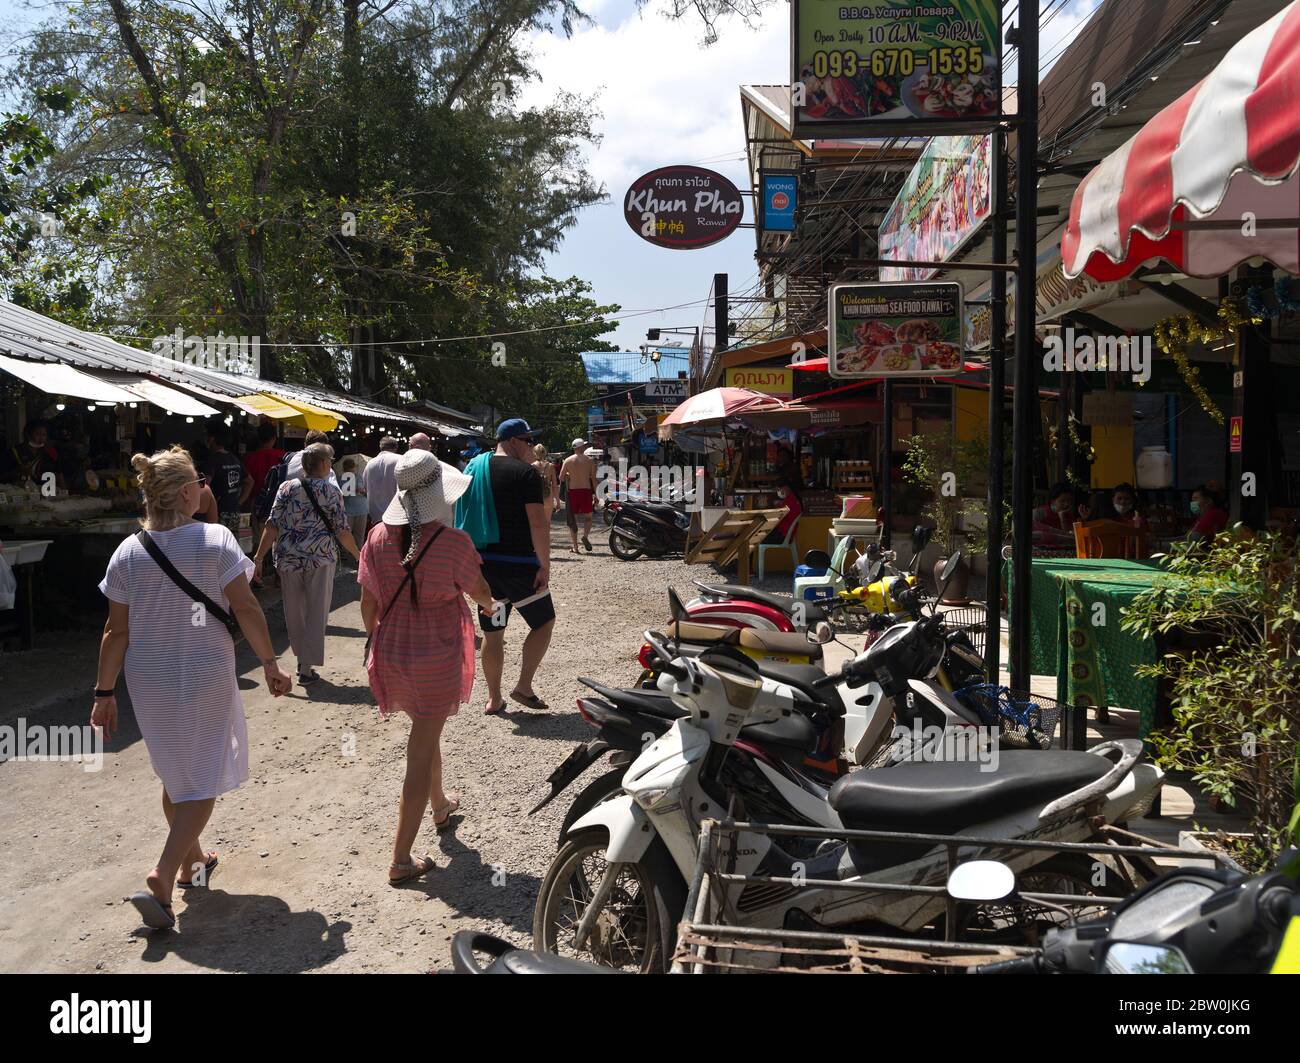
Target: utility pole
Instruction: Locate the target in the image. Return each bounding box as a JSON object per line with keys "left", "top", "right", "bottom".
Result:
{"left": 984, "top": 129, "right": 1008, "bottom": 681}
{"left": 1009, "top": 10, "right": 1040, "bottom": 703}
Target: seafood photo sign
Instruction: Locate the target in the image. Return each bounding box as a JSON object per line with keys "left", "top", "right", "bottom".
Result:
{"left": 623, "top": 165, "right": 744, "bottom": 249}
{"left": 791, "top": 0, "right": 1002, "bottom": 136}
{"left": 828, "top": 281, "right": 965, "bottom": 378}
{"left": 879, "top": 133, "right": 994, "bottom": 281}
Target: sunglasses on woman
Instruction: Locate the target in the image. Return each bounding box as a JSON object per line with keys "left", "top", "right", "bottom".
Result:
{"left": 187, "top": 474, "right": 209, "bottom": 488}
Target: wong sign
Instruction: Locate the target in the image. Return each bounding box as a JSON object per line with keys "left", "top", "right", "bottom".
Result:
{"left": 760, "top": 172, "right": 798, "bottom": 232}
{"left": 624, "top": 166, "right": 744, "bottom": 249}
{"left": 828, "top": 282, "right": 964, "bottom": 378}
{"left": 879, "top": 133, "right": 993, "bottom": 281}
{"left": 791, "top": 1, "right": 1001, "bottom": 137}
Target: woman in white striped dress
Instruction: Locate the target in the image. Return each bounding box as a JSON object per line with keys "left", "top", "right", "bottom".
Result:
{"left": 93, "top": 446, "right": 293, "bottom": 930}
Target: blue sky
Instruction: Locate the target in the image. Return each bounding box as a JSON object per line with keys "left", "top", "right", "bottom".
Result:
{"left": 0, "top": 0, "right": 1104, "bottom": 352}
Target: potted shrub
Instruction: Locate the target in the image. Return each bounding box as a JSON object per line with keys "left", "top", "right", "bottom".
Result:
{"left": 901, "top": 429, "right": 991, "bottom": 602}
{"left": 1121, "top": 531, "right": 1300, "bottom": 872}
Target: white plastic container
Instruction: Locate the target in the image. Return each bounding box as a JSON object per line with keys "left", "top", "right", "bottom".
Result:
{"left": 1135, "top": 446, "right": 1173, "bottom": 489}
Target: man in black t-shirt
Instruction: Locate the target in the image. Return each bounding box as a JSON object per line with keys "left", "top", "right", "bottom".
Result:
{"left": 202, "top": 425, "right": 252, "bottom": 538}
{"left": 470, "top": 418, "right": 554, "bottom": 714}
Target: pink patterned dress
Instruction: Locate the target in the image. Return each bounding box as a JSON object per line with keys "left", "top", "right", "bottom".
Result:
{"left": 358, "top": 522, "right": 481, "bottom": 719}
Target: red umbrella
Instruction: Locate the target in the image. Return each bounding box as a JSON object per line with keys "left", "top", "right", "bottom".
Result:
{"left": 658, "top": 386, "right": 786, "bottom": 429}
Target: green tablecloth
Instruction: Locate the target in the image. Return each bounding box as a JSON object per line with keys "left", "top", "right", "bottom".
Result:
{"left": 1009, "top": 558, "right": 1168, "bottom": 735}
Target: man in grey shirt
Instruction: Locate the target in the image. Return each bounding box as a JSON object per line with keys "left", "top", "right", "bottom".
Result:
{"left": 361, "top": 436, "right": 401, "bottom": 523}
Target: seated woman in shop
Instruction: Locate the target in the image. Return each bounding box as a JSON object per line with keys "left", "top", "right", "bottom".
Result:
{"left": 1031, "top": 482, "right": 1090, "bottom": 547}
{"left": 763, "top": 482, "right": 802, "bottom": 544}
{"left": 1106, "top": 482, "right": 1148, "bottom": 531}
{"left": 1186, "top": 483, "right": 1228, "bottom": 543}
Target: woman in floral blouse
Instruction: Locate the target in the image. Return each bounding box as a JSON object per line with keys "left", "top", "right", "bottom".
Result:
{"left": 253, "top": 442, "right": 360, "bottom": 685}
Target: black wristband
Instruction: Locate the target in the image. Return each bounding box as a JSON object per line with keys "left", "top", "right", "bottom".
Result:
{"left": 94, "top": 688, "right": 115, "bottom": 698}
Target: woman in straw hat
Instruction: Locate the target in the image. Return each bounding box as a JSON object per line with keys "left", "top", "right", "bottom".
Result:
{"left": 358, "top": 449, "right": 494, "bottom": 886}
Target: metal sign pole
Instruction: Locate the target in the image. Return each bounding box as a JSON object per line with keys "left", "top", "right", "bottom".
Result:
{"left": 1009, "top": 10, "right": 1040, "bottom": 699}
{"left": 984, "top": 128, "right": 1008, "bottom": 682}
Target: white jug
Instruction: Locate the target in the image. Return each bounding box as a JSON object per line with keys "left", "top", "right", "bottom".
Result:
{"left": 1135, "top": 446, "right": 1173, "bottom": 489}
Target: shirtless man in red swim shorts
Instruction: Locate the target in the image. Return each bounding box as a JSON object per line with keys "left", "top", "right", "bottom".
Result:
{"left": 560, "top": 438, "right": 597, "bottom": 553}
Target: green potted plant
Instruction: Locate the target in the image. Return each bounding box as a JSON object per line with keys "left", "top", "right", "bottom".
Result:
{"left": 901, "top": 429, "right": 991, "bottom": 602}
{"left": 1122, "top": 531, "right": 1300, "bottom": 872}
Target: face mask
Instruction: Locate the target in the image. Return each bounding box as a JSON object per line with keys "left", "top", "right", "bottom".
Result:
{"left": 1190, "top": 500, "right": 1202, "bottom": 516}
{"left": 1114, "top": 501, "right": 1133, "bottom": 515}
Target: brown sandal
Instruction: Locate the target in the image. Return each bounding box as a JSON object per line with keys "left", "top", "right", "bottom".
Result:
{"left": 432, "top": 798, "right": 461, "bottom": 832}
{"left": 388, "top": 855, "right": 435, "bottom": 887}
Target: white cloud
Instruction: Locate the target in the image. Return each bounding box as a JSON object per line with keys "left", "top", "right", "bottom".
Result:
{"left": 520, "top": 0, "right": 788, "bottom": 194}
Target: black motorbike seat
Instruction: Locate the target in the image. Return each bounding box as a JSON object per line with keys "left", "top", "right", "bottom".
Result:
{"left": 828, "top": 750, "right": 1114, "bottom": 835}
{"left": 692, "top": 581, "right": 828, "bottom": 625}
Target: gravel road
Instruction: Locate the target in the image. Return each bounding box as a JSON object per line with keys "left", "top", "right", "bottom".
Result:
{"left": 0, "top": 520, "right": 744, "bottom": 973}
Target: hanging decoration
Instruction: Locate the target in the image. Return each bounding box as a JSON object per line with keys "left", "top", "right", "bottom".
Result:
{"left": 1151, "top": 295, "right": 1266, "bottom": 427}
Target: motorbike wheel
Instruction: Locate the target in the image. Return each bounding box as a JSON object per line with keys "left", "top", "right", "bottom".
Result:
{"left": 608, "top": 525, "right": 644, "bottom": 561}
{"left": 557, "top": 767, "right": 627, "bottom": 844}
{"left": 955, "top": 852, "right": 1134, "bottom": 944}
{"left": 533, "top": 827, "right": 674, "bottom": 973}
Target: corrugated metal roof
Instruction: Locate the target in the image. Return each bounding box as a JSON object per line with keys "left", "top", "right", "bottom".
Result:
{"left": 0, "top": 297, "right": 459, "bottom": 433}
{"left": 580, "top": 348, "right": 691, "bottom": 385}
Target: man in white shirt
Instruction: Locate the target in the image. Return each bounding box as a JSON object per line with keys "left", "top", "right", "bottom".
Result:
{"left": 361, "top": 436, "right": 402, "bottom": 524}
{"left": 285, "top": 429, "right": 340, "bottom": 489}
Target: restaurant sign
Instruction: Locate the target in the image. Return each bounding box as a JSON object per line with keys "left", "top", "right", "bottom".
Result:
{"left": 726, "top": 367, "right": 794, "bottom": 398}
{"left": 828, "top": 281, "right": 964, "bottom": 378}
{"left": 760, "top": 172, "right": 798, "bottom": 232}
{"left": 791, "top": 0, "right": 1002, "bottom": 137}
{"left": 880, "top": 133, "right": 993, "bottom": 281}
{"left": 624, "top": 166, "right": 744, "bottom": 249}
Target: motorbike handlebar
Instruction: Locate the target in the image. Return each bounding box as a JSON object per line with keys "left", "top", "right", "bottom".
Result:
{"left": 971, "top": 955, "right": 1042, "bottom": 974}
{"left": 643, "top": 630, "right": 689, "bottom": 681}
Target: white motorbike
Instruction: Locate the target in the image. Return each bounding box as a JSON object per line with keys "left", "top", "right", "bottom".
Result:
{"left": 533, "top": 633, "right": 1165, "bottom": 972}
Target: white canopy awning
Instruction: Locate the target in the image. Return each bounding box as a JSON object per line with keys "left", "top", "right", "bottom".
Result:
{"left": 110, "top": 375, "right": 221, "bottom": 417}
{"left": 0, "top": 353, "right": 140, "bottom": 404}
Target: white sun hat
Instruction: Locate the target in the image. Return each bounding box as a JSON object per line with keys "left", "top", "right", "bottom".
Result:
{"left": 381, "top": 448, "right": 472, "bottom": 530}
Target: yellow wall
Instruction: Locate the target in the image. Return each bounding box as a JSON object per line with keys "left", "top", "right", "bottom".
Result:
{"left": 1090, "top": 424, "right": 1135, "bottom": 488}
{"left": 954, "top": 385, "right": 989, "bottom": 442}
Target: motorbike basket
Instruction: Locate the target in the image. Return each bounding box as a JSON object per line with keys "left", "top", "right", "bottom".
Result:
{"left": 938, "top": 603, "right": 989, "bottom": 658}
{"left": 954, "top": 684, "right": 1062, "bottom": 750}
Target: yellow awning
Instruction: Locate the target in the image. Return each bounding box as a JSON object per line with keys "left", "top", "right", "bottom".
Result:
{"left": 227, "top": 391, "right": 341, "bottom": 430}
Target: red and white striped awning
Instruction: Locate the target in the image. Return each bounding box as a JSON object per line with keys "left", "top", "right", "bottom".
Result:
{"left": 1062, "top": 1, "right": 1300, "bottom": 280}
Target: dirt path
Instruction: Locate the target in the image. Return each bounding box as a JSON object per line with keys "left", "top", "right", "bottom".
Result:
{"left": 0, "top": 524, "right": 714, "bottom": 973}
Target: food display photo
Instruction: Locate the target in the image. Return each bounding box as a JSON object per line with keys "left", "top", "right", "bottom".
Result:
{"left": 829, "top": 282, "right": 965, "bottom": 378}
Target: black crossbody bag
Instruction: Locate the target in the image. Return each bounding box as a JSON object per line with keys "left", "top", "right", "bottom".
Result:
{"left": 136, "top": 529, "right": 241, "bottom": 638}
{"left": 301, "top": 478, "right": 342, "bottom": 550}
{"left": 363, "top": 525, "right": 444, "bottom": 659}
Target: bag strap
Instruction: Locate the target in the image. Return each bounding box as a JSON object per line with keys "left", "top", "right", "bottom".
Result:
{"left": 300, "top": 478, "right": 339, "bottom": 543}
{"left": 370, "top": 525, "right": 445, "bottom": 642}
{"left": 135, "top": 529, "right": 240, "bottom": 637}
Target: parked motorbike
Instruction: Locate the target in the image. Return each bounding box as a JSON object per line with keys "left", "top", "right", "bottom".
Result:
{"left": 532, "top": 628, "right": 1165, "bottom": 971}
{"left": 963, "top": 858, "right": 1300, "bottom": 975}
{"left": 608, "top": 497, "right": 690, "bottom": 560}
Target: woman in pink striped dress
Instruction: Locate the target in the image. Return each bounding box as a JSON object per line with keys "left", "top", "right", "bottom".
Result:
{"left": 358, "top": 449, "right": 493, "bottom": 886}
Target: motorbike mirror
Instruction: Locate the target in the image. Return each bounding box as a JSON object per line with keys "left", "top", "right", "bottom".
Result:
{"left": 806, "top": 621, "right": 833, "bottom": 645}
{"left": 1100, "top": 942, "right": 1194, "bottom": 975}
{"left": 936, "top": 551, "right": 962, "bottom": 605}
{"left": 912, "top": 525, "right": 933, "bottom": 551}
{"left": 802, "top": 549, "right": 833, "bottom": 569}
{"left": 946, "top": 860, "right": 1016, "bottom": 903}
{"left": 667, "top": 587, "right": 687, "bottom": 621}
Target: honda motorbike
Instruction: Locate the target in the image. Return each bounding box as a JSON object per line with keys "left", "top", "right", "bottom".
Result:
{"left": 532, "top": 630, "right": 1164, "bottom": 971}
{"left": 608, "top": 498, "right": 690, "bottom": 561}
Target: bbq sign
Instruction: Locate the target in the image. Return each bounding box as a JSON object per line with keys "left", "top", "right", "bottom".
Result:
{"left": 828, "top": 281, "right": 964, "bottom": 378}
{"left": 624, "top": 166, "right": 744, "bottom": 249}
{"left": 792, "top": 0, "right": 1002, "bottom": 137}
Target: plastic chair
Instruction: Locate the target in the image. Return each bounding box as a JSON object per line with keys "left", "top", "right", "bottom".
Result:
{"left": 755, "top": 515, "right": 800, "bottom": 581}
{"left": 1073, "top": 519, "right": 1146, "bottom": 559}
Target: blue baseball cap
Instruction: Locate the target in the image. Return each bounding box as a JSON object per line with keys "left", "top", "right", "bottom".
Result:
{"left": 495, "top": 418, "right": 542, "bottom": 442}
